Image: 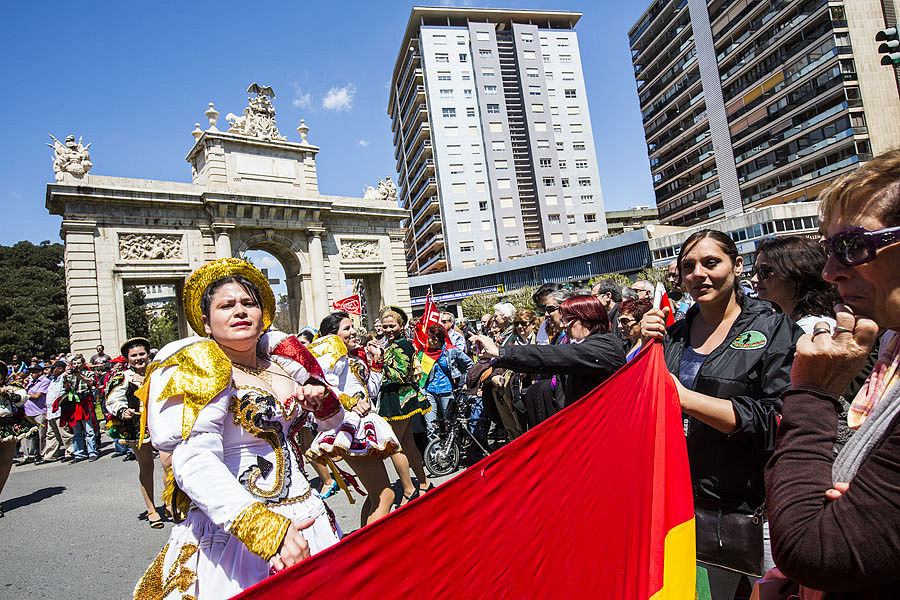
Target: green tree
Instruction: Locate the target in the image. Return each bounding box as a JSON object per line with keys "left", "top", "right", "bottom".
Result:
{"left": 588, "top": 272, "right": 632, "bottom": 289}
{"left": 460, "top": 286, "right": 536, "bottom": 321}
{"left": 0, "top": 241, "right": 70, "bottom": 358}
{"left": 148, "top": 301, "right": 179, "bottom": 350}
{"left": 124, "top": 286, "right": 149, "bottom": 339}
{"left": 637, "top": 265, "right": 667, "bottom": 288}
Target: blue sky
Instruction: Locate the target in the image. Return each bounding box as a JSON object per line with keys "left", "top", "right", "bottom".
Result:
{"left": 1, "top": 0, "right": 654, "bottom": 261}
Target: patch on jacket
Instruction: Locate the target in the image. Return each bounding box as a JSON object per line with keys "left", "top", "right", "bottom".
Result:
{"left": 730, "top": 330, "right": 767, "bottom": 350}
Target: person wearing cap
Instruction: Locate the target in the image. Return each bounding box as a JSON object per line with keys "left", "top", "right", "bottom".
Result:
{"left": 42, "top": 361, "right": 71, "bottom": 462}
{"left": 22, "top": 363, "right": 51, "bottom": 464}
{"left": 106, "top": 337, "right": 164, "bottom": 527}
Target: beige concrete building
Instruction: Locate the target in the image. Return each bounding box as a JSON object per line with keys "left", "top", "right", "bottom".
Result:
{"left": 46, "top": 86, "right": 410, "bottom": 355}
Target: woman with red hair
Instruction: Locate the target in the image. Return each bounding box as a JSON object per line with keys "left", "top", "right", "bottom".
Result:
{"left": 471, "top": 295, "right": 625, "bottom": 406}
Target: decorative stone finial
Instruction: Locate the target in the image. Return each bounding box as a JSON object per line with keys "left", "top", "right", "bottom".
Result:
{"left": 297, "top": 119, "right": 309, "bottom": 144}
{"left": 224, "top": 83, "right": 286, "bottom": 141}
{"left": 205, "top": 102, "right": 219, "bottom": 131}
{"left": 192, "top": 123, "right": 203, "bottom": 140}
{"left": 47, "top": 134, "right": 92, "bottom": 182}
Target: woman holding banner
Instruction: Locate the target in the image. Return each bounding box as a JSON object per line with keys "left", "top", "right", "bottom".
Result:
{"left": 641, "top": 229, "right": 801, "bottom": 599}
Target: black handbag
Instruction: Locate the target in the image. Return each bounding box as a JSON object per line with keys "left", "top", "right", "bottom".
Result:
{"left": 694, "top": 498, "right": 766, "bottom": 577}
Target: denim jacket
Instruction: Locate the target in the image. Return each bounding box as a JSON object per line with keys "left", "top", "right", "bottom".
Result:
{"left": 424, "top": 347, "right": 474, "bottom": 389}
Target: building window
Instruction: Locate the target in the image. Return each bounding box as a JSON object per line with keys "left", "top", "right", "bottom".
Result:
{"left": 585, "top": 213, "right": 597, "bottom": 223}
{"left": 459, "top": 53, "right": 468, "bottom": 62}
{"left": 476, "top": 31, "right": 490, "bottom": 41}
{"left": 458, "top": 221, "right": 472, "bottom": 232}
{"left": 573, "top": 141, "right": 586, "bottom": 150}
{"left": 526, "top": 68, "right": 539, "bottom": 78}
{"left": 494, "top": 159, "right": 508, "bottom": 170}
{"left": 561, "top": 178, "right": 570, "bottom": 188}
{"left": 482, "top": 67, "right": 495, "bottom": 77}
{"left": 567, "top": 105, "right": 580, "bottom": 115}
{"left": 449, "top": 163, "right": 464, "bottom": 175}
{"left": 524, "top": 50, "right": 536, "bottom": 60}
{"left": 457, "top": 35, "right": 466, "bottom": 45}
{"left": 558, "top": 159, "right": 566, "bottom": 169}
{"left": 578, "top": 177, "right": 591, "bottom": 187}
{"left": 529, "top": 85, "right": 541, "bottom": 96}
{"left": 469, "top": 125, "right": 478, "bottom": 137}
{"left": 580, "top": 194, "right": 593, "bottom": 204}
{"left": 489, "top": 122, "right": 502, "bottom": 132}
{"left": 473, "top": 162, "right": 484, "bottom": 173}
{"left": 436, "top": 53, "right": 449, "bottom": 63}
{"left": 492, "top": 140, "right": 506, "bottom": 151}
{"left": 442, "top": 107, "right": 456, "bottom": 118}
{"left": 549, "top": 213, "right": 561, "bottom": 223}
{"left": 543, "top": 54, "right": 551, "bottom": 63}
{"left": 564, "top": 88, "right": 576, "bottom": 98}
{"left": 548, "top": 88, "right": 556, "bottom": 97}
{"left": 466, "top": 107, "right": 476, "bottom": 117}
{"left": 505, "top": 236, "right": 520, "bottom": 247}
{"left": 570, "top": 232, "right": 579, "bottom": 243}
{"left": 543, "top": 176, "right": 555, "bottom": 186}
{"left": 448, "top": 145, "right": 462, "bottom": 155}
{"left": 500, "top": 197, "right": 513, "bottom": 208}
{"left": 521, "top": 32, "right": 533, "bottom": 43}
{"left": 440, "top": 89, "right": 453, "bottom": 98}
{"left": 497, "top": 178, "right": 511, "bottom": 189}
{"left": 481, "top": 220, "right": 491, "bottom": 231}
{"left": 545, "top": 71, "right": 554, "bottom": 80}
{"left": 550, "top": 106, "right": 559, "bottom": 116}
{"left": 539, "top": 157, "right": 552, "bottom": 168}
{"left": 562, "top": 71, "right": 575, "bottom": 81}
{"left": 531, "top": 103, "right": 545, "bottom": 113}
{"left": 557, "top": 141, "right": 565, "bottom": 151}
{"left": 534, "top": 121, "right": 547, "bottom": 132}
{"left": 564, "top": 195, "right": 573, "bottom": 206}
{"left": 537, "top": 139, "right": 550, "bottom": 149}
{"left": 484, "top": 239, "right": 495, "bottom": 251}
{"left": 560, "top": 54, "right": 572, "bottom": 63}
{"left": 484, "top": 85, "right": 498, "bottom": 95}
{"left": 575, "top": 159, "right": 588, "bottom": 169}
{"left": 570, "top": 123, "right": 583, "bottom": 133}
{"left": 479, "top": 49, "right": 492, "bottom": 58}
{"left": 567, "top": 214, "right": 576, "bottom": 225}
{"left": 557, "top": 37, "right": 569, "bottom": 47}
{"left": 486, "top": 103, "right": 500, "bottom": 114}
{"left": 551, "top": 232, "right": 564, "bottom": 244}
{"left": 502, "top": 216, "right": 516, "bottom": 228}
{"left": 476, "top": 181, "right": 487, "bottom": 192}
{"left": 460, "top": 243, "right": 474, "bottom": 253}
{"left": 433, "top": 34, "right": 447, "bottom": 45}
{"left": 452, "top": 182, "right": 467, "bottom": 194}
{"left": 461, "top": 72, "right": 471, "bottom": 80}
{"left": 553, "top": 124, "right": 562, "bottom": 133}
{"left": 463, "top": 89, "right": 473, "bottom": 99}
{"left": 444, "top": 126, "right": 458, "bottom": 136}
{"left": 586, "top": 231, "right": 600, "bottom": 239}
{"left": 545, "top": 194, "right": 558, "bottom": 205}
{"left": 479, "top": 200, "right": 488, "bottom": 211}
{"left": 437, "top": 71, "right": 451, "bottom": 81}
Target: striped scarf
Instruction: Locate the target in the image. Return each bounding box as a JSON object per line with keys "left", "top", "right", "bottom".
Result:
{"left": 848, "top": 331, "right": 900, "bottom": 429}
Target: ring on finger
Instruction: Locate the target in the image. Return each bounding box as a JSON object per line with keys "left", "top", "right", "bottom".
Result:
{"left": 833, "top": 326, "right": 853, "bottom": 334}
{"left": 812, "top": 327, "right": 831, "bottom": 337}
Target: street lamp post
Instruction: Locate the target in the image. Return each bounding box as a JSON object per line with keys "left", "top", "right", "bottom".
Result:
{"left": 587, "top": 260, "right": 592, "bottom": 281}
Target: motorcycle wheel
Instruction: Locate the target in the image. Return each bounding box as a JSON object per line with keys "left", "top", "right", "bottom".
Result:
{"left": 424, "top": 436, "right": 460, "bottom": 477}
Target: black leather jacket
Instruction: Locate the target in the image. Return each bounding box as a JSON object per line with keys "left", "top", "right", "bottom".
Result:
{"left": 663, "top": 298, "right": 802, "bottom": 512}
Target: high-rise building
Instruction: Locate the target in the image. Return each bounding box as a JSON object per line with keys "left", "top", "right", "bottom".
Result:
{"left": 389, "top": 7, "right": 608, "bottom": 276}
{"left": 630, "top": 0, "right": 900, "bottom": 228}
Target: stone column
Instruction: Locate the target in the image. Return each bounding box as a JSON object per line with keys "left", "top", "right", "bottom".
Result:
{"left": 212, "top": 223, "right": 234, "bottom": 258}
{"left": 307, "top": 228, "right": 330, "bottom": 323}
{"left": 60, "top": 220, "right": 102, "bottom": 355}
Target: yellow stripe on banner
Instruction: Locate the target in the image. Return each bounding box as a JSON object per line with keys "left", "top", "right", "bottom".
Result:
{"left": 649, "top": 518, "right": 696, "bottom": 600}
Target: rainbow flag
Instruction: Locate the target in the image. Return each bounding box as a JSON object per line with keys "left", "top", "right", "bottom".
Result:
{"left": 233, "top": 342, "right": 695, "bottom": 599}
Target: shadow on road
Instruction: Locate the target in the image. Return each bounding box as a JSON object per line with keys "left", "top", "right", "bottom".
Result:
{"left": 2, "top": 485, "right": 66, "bottom": 512}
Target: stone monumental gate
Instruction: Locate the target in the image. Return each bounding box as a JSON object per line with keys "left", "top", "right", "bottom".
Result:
{"left": 46, "top": 85, "right": 410, "bottom": 355}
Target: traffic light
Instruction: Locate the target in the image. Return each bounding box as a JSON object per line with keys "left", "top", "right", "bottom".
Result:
{"left": 875, "top": 24, "right": 900, "bottom": 66}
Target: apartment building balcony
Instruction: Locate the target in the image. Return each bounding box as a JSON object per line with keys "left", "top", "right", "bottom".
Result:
{"left": 403, "top": 120, "right": 431, "bottom": 151}
{"left": 409, "top": 176, "right": 436, "bottom": 213}
{"left": 414, "top": 213, "right": 442, "bottom": 241}
{"left": 417, "top": 233, "right": 445, "bottom": 257}
{"left": 418, "top": 250, "right": 447, "bottom": 275}
{"left": 412, "top": 195, "right": 439, "bottom": 226}
{"left": 408, "top": 158, "right": 434, "bottom": 192}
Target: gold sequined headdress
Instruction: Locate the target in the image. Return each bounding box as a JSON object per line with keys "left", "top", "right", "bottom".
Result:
{"left": 182, "top": 258, "right": 276, "bottom": 336}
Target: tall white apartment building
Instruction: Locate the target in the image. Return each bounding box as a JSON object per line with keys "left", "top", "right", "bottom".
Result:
{"left": 389, "top": 7, "right": 608, "bottom": 275}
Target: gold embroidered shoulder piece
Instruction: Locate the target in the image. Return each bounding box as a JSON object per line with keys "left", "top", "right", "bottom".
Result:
{"left": 306, "top": 334, "right": 348, "bottom": 372}
{"left": 135, "top": 340, "right": 233, "bottom": 440}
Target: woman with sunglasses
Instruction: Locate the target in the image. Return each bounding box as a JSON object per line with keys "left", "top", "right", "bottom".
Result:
{"left": 766, "top": 150, "right": 900, "bottom": 598}
{"left": 616, "top": 298, "right": 653, "bottom": 361}
{"left": 471, "top": 295, "right": 625, "bottom": 408}
{"left": 751, "top": 236, "right": 842, "bottom": 335}
{"left": 486, "top": 309, "right": 540, "bottom": 439}
{"left": 641, "top": 229, "right": 802, "bottom": 599}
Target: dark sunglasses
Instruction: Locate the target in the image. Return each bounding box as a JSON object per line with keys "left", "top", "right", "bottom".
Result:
{"left": 819, "top": 225, "right": 900, "bottom": 267}
{"left": 618, "top": 317, "right": 637, "bottom": 327}
{"left": 537, "top": 305, "right": 559, "bottom": 316}
{"left": 751, "top": 264, "right": 775, "bottom": 280}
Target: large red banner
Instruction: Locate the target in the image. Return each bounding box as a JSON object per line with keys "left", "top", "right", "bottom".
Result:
{"left": 233, "top": 343, "right": 695, "bottom": 599}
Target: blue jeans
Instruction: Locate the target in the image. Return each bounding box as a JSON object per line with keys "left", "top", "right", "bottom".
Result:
{"left": 424, "top": 390, "right": 454, "bottom": 442}
{"left": 71, "top": 420, "right": 97, "bottom": 458}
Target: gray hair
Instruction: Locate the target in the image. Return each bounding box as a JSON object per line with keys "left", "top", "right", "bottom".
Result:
{"left": 440, "top": 311, "right": 456, "bottom": 324}
{"left": 621, "top": 287, "right": 639, "bottom": 301}
{"left": 545, "top": 288, "right": 575, "bottom": 304}
{"left": 493, "top": 302, "right": 516, "bottom": 319}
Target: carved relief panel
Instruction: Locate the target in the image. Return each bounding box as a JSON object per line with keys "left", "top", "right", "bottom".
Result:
{"left": 338, "top": 239, "right": 381, "bottom": 262}
{"left": 118, "top": 233, "right": 184, "bottom": 261}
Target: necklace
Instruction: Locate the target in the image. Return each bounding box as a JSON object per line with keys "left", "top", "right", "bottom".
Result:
{"left": 232, "top": 361, "right": 274, "bottom": 386}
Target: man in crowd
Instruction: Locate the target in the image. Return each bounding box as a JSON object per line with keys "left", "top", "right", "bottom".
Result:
{"left": 22, "top": 364, "right": 51, "bottom": 464}
{"left": 480, "top": 313, "right": 493, "bottom": 334}
{"left": 89, "top": 344, "right": 111, "bottom": 368}
{"left": 63, "top": 354, "right": 99, "bottom": 462}
{"left": 43, "top": 360, "right": 72, "bottom": 462}
{"left": 665, "top": 260, "right": 693, "bottom": 321}
{"left": 440, "top": 311, "right": 467, "bottom": 351}
{"left": 592, "top": 279, "right": 624, "bottom": 337}
{"left": 535, "top": 287, "right": 574, "bottom": 345}
{"left": 631, "top": 280, "right": 654, "bottom": 300}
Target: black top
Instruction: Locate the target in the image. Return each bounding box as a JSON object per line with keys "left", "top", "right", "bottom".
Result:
{"left": 496, "top": 332, "right": 626, "bottom": 406}
{"left": 662, "top": 297, "right": 801, "bottom": 512}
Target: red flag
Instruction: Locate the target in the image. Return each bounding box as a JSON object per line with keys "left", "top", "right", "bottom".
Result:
{"left": 654, "top": 281, "right": 676, "bottom": 327}
{"left": 331, "top": 294, "right": 361, "bottom": 315}
{"left": 232, "top": 343, "right": 695, "bottom": 600}
{"left": 412, "top": 290, "right": 441, "bottom": 351}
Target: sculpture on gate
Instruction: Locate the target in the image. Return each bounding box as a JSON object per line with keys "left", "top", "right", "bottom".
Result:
{"left": 363, "top": 177, "right": 398, "bottom": 202}
{"left": 47, "top": 134, "right": 92, "bottom": 181}
{"left": 226, "top": 83, "right": 286, "bottom": 142}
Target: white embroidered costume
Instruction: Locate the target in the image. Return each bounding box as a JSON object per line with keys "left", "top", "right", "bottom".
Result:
{"left": 134, "top": 332, "right": 342, "bottom": 600}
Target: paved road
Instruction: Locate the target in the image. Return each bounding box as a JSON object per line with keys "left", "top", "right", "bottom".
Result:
{"left": 0, "top": 440, "right": 456, "bottom": 599}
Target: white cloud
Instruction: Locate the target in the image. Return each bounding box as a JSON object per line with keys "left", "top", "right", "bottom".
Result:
{"left": 358, "top": 140, "right": 369, "bottom": 147}
{"left": 322, "top": 84, "right": 356, "bottom": 111}
{"left": 291, "top": 84, "right": 311, "bottom": 109}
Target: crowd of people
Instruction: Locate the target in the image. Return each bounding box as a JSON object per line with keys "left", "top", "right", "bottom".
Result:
{"left": 0, "top": 149, "right": 898, "bottom": 599}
